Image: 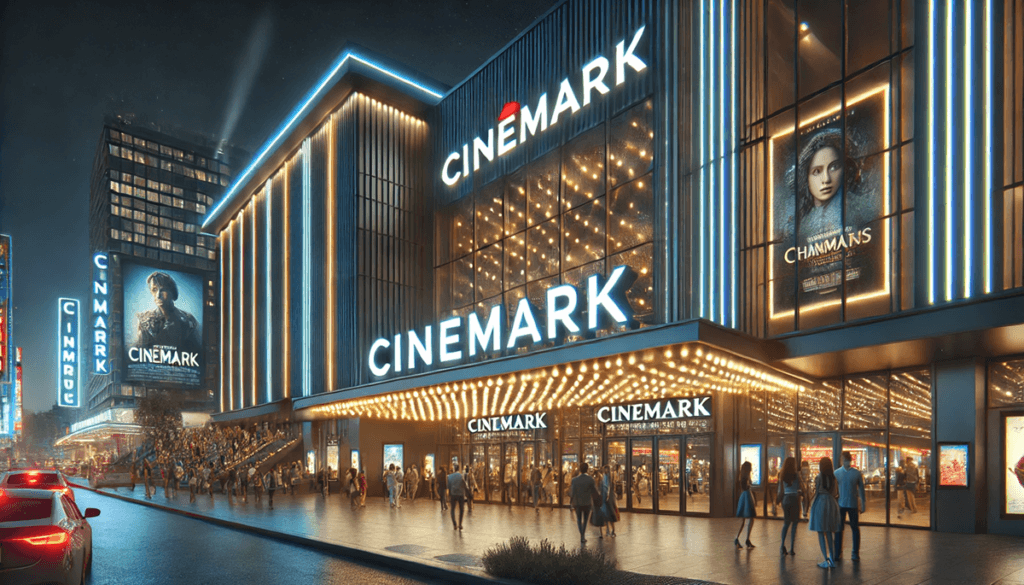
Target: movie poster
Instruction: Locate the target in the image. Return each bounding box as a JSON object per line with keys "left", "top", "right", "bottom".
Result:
{"left": 1005, "top": 415, "right": 1024, "bottom": 516}
{"left": 122, "top": 262, "right": 204, "bottom": 387}
{"left": 740, "top": 444, "right": 763, "bottom": 486}
{"left": 769, "top": 85, "right": 890, "bottom": 320}
{"left": 383, "top": 444, "right": 404, "bottom": 475}
{"left": 938, "top": 444, "right": 969, "bottom": 488}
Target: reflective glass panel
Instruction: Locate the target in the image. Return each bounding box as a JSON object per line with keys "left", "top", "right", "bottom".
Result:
{"left": 505, "top": 168, "right": 527, "bottom": 236}
{"left": 475, "top": 181, "right": 505, "bottom": 247}
{"left": 452, "top": 255, "right": 474, "bottom": 308}
{"left": 562, "top": 124, "right": 606, "bottom": 211}
{"left": 608, "top": 243, "right": 654, "bottom": 323}
{"left": 608, "top": 174, "right": 654, "bottom": 253}
{"left": 631, "top": 438, "right": 654, "bottom": 511}
{"left": 844, "top": 374, "right": 888, "bottom": 430}
{"left": 526, "top": 218, "right": 560, "bottom": 282}
{"left": 527, "top": 149, "right": 560, "bottom": 227}
{"left": 475, "top": 242, "right": 503, "bottom": 301}
{"left": 686, "top": 435, "right": 712, "bottom": 514}
{"left": 608, "top": 100, "right": 654, "bottom": 188}
{"left": 453, "top": 196, "right": 475, "bottom": 257}
{"left": 562, "top": 197, "right": 606, "bottom": 270}
{"left": 504, "top": 232, "right": 526, "bottom": 290}
{"left": 799, "top": 379, "right": 841, "bottom": 431}
{"left": 989, "top": 358, "right": 1024, "bottom": 408}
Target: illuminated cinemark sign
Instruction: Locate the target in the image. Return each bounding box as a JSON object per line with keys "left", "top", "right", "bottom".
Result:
{"left": 92, "top": 253, "right": 110, "bottom": 374}
{"left": 369, "top": 265, "right": 637, "bottom": 378}
{"left": 468, "top": 412, "right": 548, "bottom": 433}
{"left": 57, "top": 298, "right": 80, "bottom": 408}
{"left": 441, "top": 25, "right": 648, "bottom": 188}
{"left": 596, "top": 397, "right": 712, "bottom": 424}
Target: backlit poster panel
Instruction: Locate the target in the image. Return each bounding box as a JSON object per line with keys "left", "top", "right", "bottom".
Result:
{"left": 769, "top": 85, "right": 891, "bottom": 321}
{"left": 122, "top": 262, "right": 204, "bottom": 388}
{"left": 1005, "top": 414, "right": 1024, "bottom": 517}
{"left": 740, "top": 444, "right": 763, "bottom": 486}
{"left": 938, "top": 443, "right": 969, "bottom": 488}
{"left": 383, "top": 444, "right": 404, "bottom": 475}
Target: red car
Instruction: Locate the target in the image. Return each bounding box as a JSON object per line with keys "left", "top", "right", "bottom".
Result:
{"left": 1, "top": 470, "right": 76, "bottom": 502}
{"left": 0, "top": 487, "right": 100, "bottom": 585}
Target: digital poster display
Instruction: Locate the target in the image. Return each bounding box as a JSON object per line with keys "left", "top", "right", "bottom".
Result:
{"left": 938, "top": 443, "right": 969, "bottom": 488}
{"left": 769, "top": 85, "right": 891, "bottom": 321}
{"left": 740, "top": 444, "right": 763, "bottom": 486}
{"left": 383, "top": 444, "right": 404, "bottom": 475}
{"left": 122, "top": 262, "right": 204, "bottom": 388}
{"left": 1005, "top": 414, "right": 1024, "bottom": 517}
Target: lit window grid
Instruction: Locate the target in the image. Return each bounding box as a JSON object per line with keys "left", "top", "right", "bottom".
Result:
{"left": 438, "top": 100, "right": 656, "bottom": 317}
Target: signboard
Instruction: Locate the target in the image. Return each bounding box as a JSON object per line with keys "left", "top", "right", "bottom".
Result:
{"left": 383, "top": 443, "right": 403, "bottom": 475}
{"left": 350, "top": 449, "right": 360, "bottom": 472}
{"left": 441, "top": 25, "right": 648, "bottom": 188}
{"left": 596, "top": 396, "right": 712, "bottom": 424}
{"left": 769, "top": 85, "right": 891, "bottom": 321}
{"left": 468, "top": 412, "right": 547, "bottom": 433}
{"left": 369, "top": 265, "right": 636, "bottom": 378}
{"left": 57, "top": 298, "right": 81, "bottom": 408}
{"left": 14, "top": 347, "right": 21, "bottom": 436}
{"left": 0, "top": 234, "right": 11, "bottom": 384}
{"left": 938, "top": 443, "right": 969, "bottom": 488}
{"left": 92, "top": 253, "right": 110, "bottom": 374}
{"left": 1003, "top": 414, "right": 1024, "bottom": 517}
{"left": 122, "top": 262, "right": 204, "bottom": 388}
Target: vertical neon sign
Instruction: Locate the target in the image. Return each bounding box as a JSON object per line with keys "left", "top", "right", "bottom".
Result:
{"left": 57, "top": 298, "right": 80, "bottom": 408}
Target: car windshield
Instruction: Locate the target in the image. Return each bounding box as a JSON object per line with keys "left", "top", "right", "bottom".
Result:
{"left": 6, "top": 473, "right": 62, "bottom": 487}
{"left": 0, "top": 497, "right": 53, "bottom": 522}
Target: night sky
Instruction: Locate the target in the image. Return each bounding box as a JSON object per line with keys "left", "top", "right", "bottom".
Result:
{"left": 0, "top": 0, "right": 560, "bottom": 415}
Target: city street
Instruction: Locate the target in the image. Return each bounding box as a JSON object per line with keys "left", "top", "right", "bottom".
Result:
{"left": 74, "top": 488, "right": 443, "bottom": 585}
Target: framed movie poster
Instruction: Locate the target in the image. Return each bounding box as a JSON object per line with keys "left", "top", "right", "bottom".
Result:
{"left": 423, "top": 453, "right": 435, "bottom": 476}
{"left": 740, "top": 444, "right": 763, "bottom": 486}
{"left": 383, "top": 443, "right": 404, "bottom": 475}
{"left": 350, "top": 449, "right": 360, "bottom": 472}
{"left": 769, "top": 84, "right": 891, "bottom": 322}
{"left": 937, "top": 443, "right": 969, "bottom": 489}
{"left": 1003, "top": 413, "right": 1024, "bottom": 518}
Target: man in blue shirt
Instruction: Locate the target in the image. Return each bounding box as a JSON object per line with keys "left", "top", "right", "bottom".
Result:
{"left": 834, "top": 451, "right": 866, "bottom": 561}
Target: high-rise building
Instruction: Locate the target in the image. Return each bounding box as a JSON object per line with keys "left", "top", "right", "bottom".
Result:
{"left": 0, "top": 234, "right": 12, "bottom": 443}
{"left": 81, "top": 115, "right": 246, "bottom": 426}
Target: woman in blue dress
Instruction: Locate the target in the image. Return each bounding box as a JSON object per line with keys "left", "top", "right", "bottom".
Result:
{"left": 734, "top": 461, "right": 757, "bottom": 549}
{"left": 809, "top": 456, "right": 841, "bottom": 568}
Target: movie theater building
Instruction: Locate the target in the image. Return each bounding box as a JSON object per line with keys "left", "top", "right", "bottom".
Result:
{"left": 205, "top": 0, "right": 1024, "bottom": 534}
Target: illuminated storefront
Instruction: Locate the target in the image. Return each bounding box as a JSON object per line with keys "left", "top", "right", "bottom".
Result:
{"left": 206, "top": 0, "right": 1024, "bottom": 535}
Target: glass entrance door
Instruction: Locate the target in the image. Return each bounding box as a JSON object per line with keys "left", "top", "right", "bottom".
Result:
{"left": 630, "top": 438, "right": 654, "bottom": 511}
{"left": 503, "top": 442, "right": 519, "bottom": 505}
{"left": 487, "top": 444, "right": 501, "bottom": 502}
{"left": 686, "top": 435, "right": 712, "bottom": 514}
{"left": 659, "top": 438, "right": 682, "bottom": 513}
{"left": 521, "top": 442, "right": 535, "bottom": 506}
{"left": 470, "top": 445, "right": 486, "bottom": 502}
{"left": 606, "top": 439, "right": 626, "bottom": 505}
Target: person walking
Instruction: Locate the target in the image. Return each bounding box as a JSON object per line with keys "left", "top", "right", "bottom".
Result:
{"left": 173, "top": 462, "right": 183, "bottom": 499}
{"left": 358, "top": 469, "right": 367, "bottom": 507}
{"left": 734, "top": 461, "right": 757, "bottom": 549}
{"left": 504, "top": 463, "right": 516, "bottom": 507}
{"left": 266, "top": 467, "right": 278, "bottom": 509}
{"left": 447, "top": 464, "right": 469, "bottom": 530}
{"left": 253, "top": 468, "right": 263, "bottom": 503}
{"left": 903, "top": 457, "right": 919, "bottom": 513}
{"left": 394, "top": 466, "right": 405, "bottom": 507}
{"left": 776, "top": 456, "right": 802, "bottom": 555}
{"left": 465, "top": 464, "right": 478, "bottom": 512}
{"left": 531, "top": 465, "right": 543, "bottom": 510}
{"left": 542, "top": 464, "right": 556, "bottom": 506}
{"left": 408, "top": 465, "right": 420, "bottom": 503}
{"left": 347, "top": 468, "right": 360, "bottom": 510}
{"left": 601, "top": 464, "right": 619, "bottom": 537}
{"left": 834, "top": 451, "right": 866, "bottom": 562}
{"left": 142, "top": 459, "right": 153, "bottom": 499}
{"left": 589, "top": 467, "right": 607, "bottom": 539}
{"left": 570, "top": 462, "right": 600, "bottom": 543}
{"left": 228, "top": 467, "right": 237, "bottom": 501}
{"left": 385, "top": 464, "right": 397, "bottom": 507}
{"left": 188, "top": 466, "right": 198, "bottom": 503}
{"left": 894, "top": 461, "right": 907, "bottom": 518}
{"left": 809, "top": 457, "right": 841, "bottom": 569}
{"left": 437, "top": 466, "right": 449, "bottom": 512}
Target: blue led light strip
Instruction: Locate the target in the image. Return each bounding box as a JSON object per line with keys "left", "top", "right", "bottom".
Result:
{"left": 718, "top": 0, "right": 727, "bottom": 326}
{"left": 220, "top": 236, "right": 226, "bottom": 412}
{"left": 944, "top": 0, "right": 954, "bottom": 302}
{"left": 698, "top": 0, "right": 706, "bottom": 319}
{"left": 983, "top": 0, "right": 993, "bottom": 293}
{"left": 729, "top": 0, "right": 737, "bottom": 328}
{"left": 238, "top": 211, "right": 245, "bottom": 408}
{"left": 927, "top": 0, "right": 936, "bottom": 304}
{"left": 709, "top": 0, "right": 717, "bottom": 322}
{"left": 302, "top": 138, "right": 311, "bottom": 398}
{"left": 203, "top": 51, "right": 443, "bottom": 230}
{"left": 227, "top": 223, "right": 234, "bottom": 411}
{"left": 963, "top": 0, "right": 973, "bottom": 299}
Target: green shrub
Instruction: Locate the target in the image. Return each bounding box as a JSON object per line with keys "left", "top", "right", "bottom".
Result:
{"left": 482, "top": 536, "right": 618, "bottom": 585}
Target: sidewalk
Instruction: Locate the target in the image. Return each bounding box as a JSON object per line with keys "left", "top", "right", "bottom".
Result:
{"left": 73, "top": 479, "right": 1024, "bottom": 585}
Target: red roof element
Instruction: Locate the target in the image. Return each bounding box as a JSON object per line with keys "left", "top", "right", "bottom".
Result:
{"left": 498, "top": 102, "right": 521, "bottom": 121}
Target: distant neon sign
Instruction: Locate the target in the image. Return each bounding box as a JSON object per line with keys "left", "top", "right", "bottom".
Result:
{"left": 92, "top": 253, "right": 110, "bottom": 374}
{"left": 57, "top": 298, "right": 80, "bottom": 408}
{"left": 440, "top": 24, "right": 648, "bottom": 188}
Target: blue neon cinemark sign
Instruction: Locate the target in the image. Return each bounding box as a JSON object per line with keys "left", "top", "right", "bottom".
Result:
{"left": 57, "top": 298, "right": 80, "bottom": 408}
{"left": 92, "top": 253, "right": 110, "bottom": 374}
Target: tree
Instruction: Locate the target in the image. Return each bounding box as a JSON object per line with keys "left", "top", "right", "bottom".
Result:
{"left": 134, "top": 391, "right": 184, "bottom": 446}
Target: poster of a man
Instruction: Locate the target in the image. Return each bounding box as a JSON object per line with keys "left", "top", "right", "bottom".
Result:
{"left": 770, "top": 85, "right": 889, "bottom": 320}
{"left": 122, "top": 262, "right": 205, "bottom": 387}
{"left": 133, "top": 271, "right": 202, "bottom": 355}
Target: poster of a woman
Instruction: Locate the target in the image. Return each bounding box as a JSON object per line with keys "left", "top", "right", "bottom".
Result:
{"left": 770, "top": 87, "right": 888, "bottom": 321}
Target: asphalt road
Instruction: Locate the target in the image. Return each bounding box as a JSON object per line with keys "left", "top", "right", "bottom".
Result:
{"left": 74, "top": 489, "right": 445, "bottom": 585}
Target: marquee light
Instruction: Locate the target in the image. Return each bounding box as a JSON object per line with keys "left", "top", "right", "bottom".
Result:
{"left": 368, "top": 266, "right": 637, "bottom": 378}
{"left": 203, "top": 51, "right": 443, "bottom": 229}
{"left": 441, "top": 25, "right": 648, "bottom": 188}
{"left": 57, "top": 298, "right": 80, "bottom": 408}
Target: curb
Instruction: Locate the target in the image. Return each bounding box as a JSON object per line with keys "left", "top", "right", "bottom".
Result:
{"left": 70, "top": 481, "right": 517, "bottom": 585}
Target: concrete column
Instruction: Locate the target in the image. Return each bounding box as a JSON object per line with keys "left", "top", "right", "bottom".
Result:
{"left": 934, "top": 359, "right": 987, "bottom": 533}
